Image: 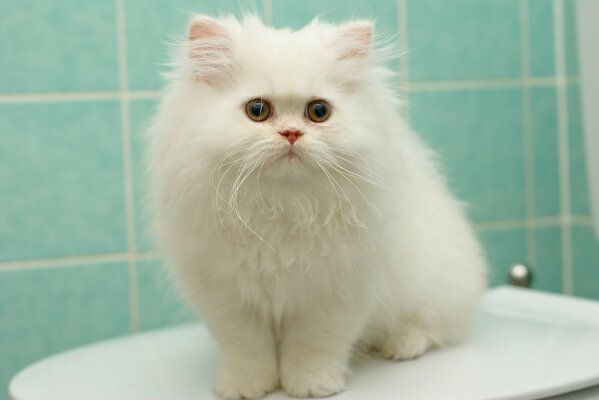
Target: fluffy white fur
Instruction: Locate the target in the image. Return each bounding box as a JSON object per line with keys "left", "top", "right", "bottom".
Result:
{"left": 147, "top": 15, "right": 487, "bottom": 399}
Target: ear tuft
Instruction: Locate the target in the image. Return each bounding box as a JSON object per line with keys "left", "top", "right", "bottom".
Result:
{"left": 187, "top": 16, "right": 235, "bottom": 84}
{"left": 188, "top": 16, "right": 226, "bottom": 42}
{"left": 336, "top": 21, "right": 373, "bottom": 61}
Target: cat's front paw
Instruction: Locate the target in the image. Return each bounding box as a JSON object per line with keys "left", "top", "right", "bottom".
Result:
{"left": 378, "top": 328, "right": 430, "bottom": 361}
{"left": 214, "top": 366, "right": 278, "bottom": 400}
{"left": 281, "top": 364, "right": 346, "bottom": 398}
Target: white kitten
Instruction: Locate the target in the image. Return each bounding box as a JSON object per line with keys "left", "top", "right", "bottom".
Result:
{"left": 147, "top": 15, "right": 487, "bottom": 400}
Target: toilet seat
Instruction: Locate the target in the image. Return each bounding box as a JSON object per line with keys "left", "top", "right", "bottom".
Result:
{"left": 9, "top": 287, "right": 599, "bottom": 400}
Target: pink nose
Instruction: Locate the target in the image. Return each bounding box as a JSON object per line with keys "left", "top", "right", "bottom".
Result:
{"left": 279, "top": 129, "right": 303, "bottom": 145}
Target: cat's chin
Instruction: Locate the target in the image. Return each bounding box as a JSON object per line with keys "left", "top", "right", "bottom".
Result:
{"left": 277, "top": 152, "right": 302, "bottom": 164}
{"left": 270, "top": 147, "right": 305, "bottom": 166}
{"left": 262, "top": 152, "right": 313, "bottom": 180}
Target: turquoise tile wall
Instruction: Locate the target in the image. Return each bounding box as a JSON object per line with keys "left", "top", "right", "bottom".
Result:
{"left": 406, "top": 0, "right": 522, "bottom": 81}
{"left": 564, "top": 0, "right": 579, "bottom": 75}
{"left": 1, "top": 0, "right": 597, "bottom": 398}
{"left": 528, "top": 0, "right": 555, "bottom": 77}
{"left": 272, "top": 0, "right": 397, "bottom": 32}
{"left": 0, "top": 262, "right": 131, "bottom": 399}
{"left": 568, "top": 84, "right": 590, "bottom": 216}
{"left": 572, "top": 225, "right": 599, "bottom": 299}
{"left": 0, "top": 1, "right": 119, "bottom": 92}
{"left": 130, "top": 99, "right": 158, "bottom": 252}
{"left": 410, "top": 88, "right": 525, "bottom": 222}
{"left": 534, "top": 227, "right": 564, "bottom": 293}
{"left": 531, "top": 87, "right": 560, "bottom": 217}
{"left": 0, "top": 102, "right": 127, "bottom": 261}
{"left": 136, "top": 259, "right": 196, "bottom": 331}
{"left": 479, "top": 228, "right": 527, "bottom": 287}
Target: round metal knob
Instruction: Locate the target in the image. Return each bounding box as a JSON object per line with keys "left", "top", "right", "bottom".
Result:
{"left": 508, "top": 264, "right": 532, "bottom": 288}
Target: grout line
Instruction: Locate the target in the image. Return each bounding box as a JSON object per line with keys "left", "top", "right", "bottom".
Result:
{"left": 127, "top": 90, "right": 161, "bottom": 99}
{"left": 397, "top": 0, "right": 409, "bottom": 82}
{"left": 554, "top": 0, "right": 573, "bottom": 295}
{"left": 128, "top": 258, "right": 139, "bottom": 332}
{"left": 136, "top": 251, "right": 161, "bottom": 260}
{"left": 407, "top": 75, "right": 578, "bottom": 92}
{"left": 570, "top": 215, "right": 593, "bottom": 225}
{"left": 472, "top": 214, "right": 592, "bottom": 232}
{"left": 475, "top": 216, "right": 563, "bottom": 232}
{"left": 116, "top": 0, "right": 139, "bottom": 333}
{"left": 0, "top": 91, "right": 121, "bottom": 103}
{"left": 0, "top": 90, "right": 161, "bottom": 103}
{"left": 0, "top": 78, "right": 580, "bottom": 104}
{"left": 0, "top": 253, "right": 132, "bottom": 272}
{"left": 533, "top": 215, "right": 568, "bottom": 227}
{"left": 396, "top": 0, "right": 410, "bottom": 121}
{"left": 519, "top": 0, "right": 537, "bottom": 269}
{"left": 0, "top": 251, "right": 161, "bottom": 272}
{"left": 476, "top": 221, "right": 526, "bottom": 232}
{"left": 262, "top": 0, "right": 272, "bottom": 26}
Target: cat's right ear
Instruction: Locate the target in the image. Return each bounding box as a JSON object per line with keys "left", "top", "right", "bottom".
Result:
{"left": 187, "top": 16, "right": 235, "bottom": 84}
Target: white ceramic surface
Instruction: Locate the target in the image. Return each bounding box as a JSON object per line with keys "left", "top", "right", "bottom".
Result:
{"left": 576, "top": 0, "right": 599, "bottom": 240}
{"left": 9, "top": 287, "right": 599, "bottom": 400}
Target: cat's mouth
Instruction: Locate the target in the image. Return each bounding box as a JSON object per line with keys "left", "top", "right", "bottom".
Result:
{"left": 287, "top": 147, "right": 298, "bottom": 157}
{"left": 276, "top": 146, "right": 302, "bottom": 162}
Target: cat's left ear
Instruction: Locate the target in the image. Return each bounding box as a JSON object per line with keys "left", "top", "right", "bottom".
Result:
{"left": 333, "top": 20, "right": 374, "bottom": 65}
{"left": 187, "top": 15, "right": 235, "bottom": 84}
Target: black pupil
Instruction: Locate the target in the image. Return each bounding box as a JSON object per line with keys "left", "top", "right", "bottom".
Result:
{"left": 250, "top": 101, "right": 265, "bottom": 117}
{"left": 312, "top": 103, "right": 328, "bottom": 118}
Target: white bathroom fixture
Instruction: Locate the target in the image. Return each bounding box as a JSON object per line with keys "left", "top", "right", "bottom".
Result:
{"left": 9, "top": 287, "right": 599, "bottom": 400}
{"left": 576, "top": 0, "right": 599, "bottom": 241}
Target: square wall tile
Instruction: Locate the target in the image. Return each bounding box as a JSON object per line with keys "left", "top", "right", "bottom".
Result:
{"left": 410, "top": 88, "right": 525, "bottom": 223}
{"left": 137, "top": 259, "right": 196, "bottom": 331}
{"left": 0, "top": 262, "right": 131, "bottom": 400}
{"left": 407, "top": 0, "right": 521, "bottom": 81}
{"left": 533, "top": 226, "right": 563, "bottom": 293}
{"left": 272, "top": 0, "right": 397, "bottom": 33}
{"left": 571, "top": 225, "right": 599, "bottom": 300}
{"left": 125, "top": 0, "right": 263, "bottom": 90}
{"left": 564, "top": 0, "right": 578, "bottom": 75}
{"left": 0, "top": 101, "right": 127, "bottom": 261}
{"left": 130, "top": 99, "right": 159, "bottom": 252}
{"left": 567, "top": 85, "right": 590, "bottom": 216}
{"left": 478, "top": 228, "right": 527, "bottom": 287}
{"left": 531, "top": 87, "right": 560, "bottom": 217}
{"left": 0, "top": 0, "right": 118, "bottom": 93}
{"left": 528, "top": 0, "right": 555, "bottom": 77}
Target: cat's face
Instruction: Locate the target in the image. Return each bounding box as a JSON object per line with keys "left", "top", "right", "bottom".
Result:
{"left": 178, "top": 16, "right": 390, "bottom": 183}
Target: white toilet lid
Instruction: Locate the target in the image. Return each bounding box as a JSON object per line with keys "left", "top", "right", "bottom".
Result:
{"left": 9, "top": 287, "right": 599, "bottom": 400}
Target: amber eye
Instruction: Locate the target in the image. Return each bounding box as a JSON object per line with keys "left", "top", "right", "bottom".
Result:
{"left": 245, "top": 98, "right": 271, "bottom": 122}
{"left": 305, "top": 99, "right": 331, "bottom": 123}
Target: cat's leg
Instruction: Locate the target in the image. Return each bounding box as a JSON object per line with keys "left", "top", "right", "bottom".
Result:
{"left": 367, "top": 248, "right": 484, "bottom": 362}
{"left": 376, "top": 316, "right": 473, "bottom": 361}
{"left": 374, "top": 321, "right": 433, "bottom": 360}
{"left": 208, "top": 310, "right": 278, "bottom": 400}
{"left": 279, "top": 307, "right": 368, "bottom": 398}
{"left": 365, "top": 296, "right": 475, "bottom": 361}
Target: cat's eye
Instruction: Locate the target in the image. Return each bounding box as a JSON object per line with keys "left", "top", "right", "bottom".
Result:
{"left": 245, "top": 98, "right": 271, "bottom": 122}
{"left": 305, "top": 100, "right": 331, "bottom": 123}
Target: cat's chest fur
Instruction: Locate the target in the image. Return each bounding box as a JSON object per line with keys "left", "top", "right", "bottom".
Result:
{"left": 209, "top": 204, "right": 372, "bottom": 274}
{"left": 194, "top": 203, "right": 379, "bottom": 319}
